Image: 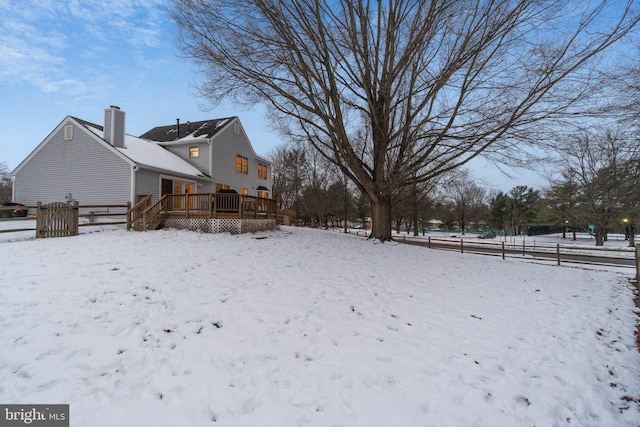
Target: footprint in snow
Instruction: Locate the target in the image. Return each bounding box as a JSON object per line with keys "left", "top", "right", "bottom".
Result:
{"left": 515, "top": 395, "right": 531, "bottom": 407}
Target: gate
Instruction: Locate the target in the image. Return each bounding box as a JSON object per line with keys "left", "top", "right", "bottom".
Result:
{"left": 36, "top": 201, "right": 79, "bottom": 238}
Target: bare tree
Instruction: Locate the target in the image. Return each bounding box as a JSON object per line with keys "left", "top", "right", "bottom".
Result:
{"left": 556, "top": 127, "right": 640, "bottom": 246}
{"left": 269, "top": 144, "right": 307, "bottom": 212}
{"left": 172, "top": 0, "right": 639, "bottom": 241}
{"left": 442, "top": 171, "right": 486, "bottom": 235}
{"left": 393, "top": 176, "right": 439, "bottom": 236}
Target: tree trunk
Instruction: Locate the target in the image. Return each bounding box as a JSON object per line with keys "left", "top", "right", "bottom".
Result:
{"left": 594, "top": 227, "right": 605, "bottom": 246}
{"left": 371, "top": 197, "right": 392, "bottom": 241}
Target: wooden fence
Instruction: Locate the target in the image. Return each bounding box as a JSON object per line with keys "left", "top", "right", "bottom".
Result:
{"left": 36, "top": 201, "right": 79, "bottom": 238}
{"left": 1, "top": 202, "right": 130, "bottom": 238}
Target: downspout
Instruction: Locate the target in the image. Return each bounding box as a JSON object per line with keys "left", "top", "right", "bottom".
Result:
{"left": 131, "top": 164, "right": 139, "bottom": 205}
{"left": 11, "top": 175, "right": 16, "bottom": 202}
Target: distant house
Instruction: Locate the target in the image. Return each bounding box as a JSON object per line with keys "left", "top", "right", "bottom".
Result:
{"left": 11, "top": 106, "right": 272, "bottom": 207}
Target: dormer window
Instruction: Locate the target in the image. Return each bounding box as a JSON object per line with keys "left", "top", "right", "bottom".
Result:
{"left": 189, "top": 146, "right": 199, "bottom": 158}
{"left": 64, "top": 125, "right": 73, "bottom": 141}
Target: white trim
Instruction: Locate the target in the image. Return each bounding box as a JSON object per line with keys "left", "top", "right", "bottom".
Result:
{"left": 207, "top": 139, "right": 213, "bottom": 178}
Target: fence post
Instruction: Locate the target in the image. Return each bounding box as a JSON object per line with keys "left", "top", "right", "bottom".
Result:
{"left": 428, "top": 236, "right": 431, "bottom": 248}
{"left": 71, "top": 201, "right": 79, "bottom": 236}
{"left": 635, "top": 244, "right": 639, "bottom": 285}
{"left": 36, "top": 201, "right": 42, "bottom": 238}
{"left": 502, "top": 242, "right": 505, "bottom": 260}
{"left": 460, "top": 238, "right": 464, "bottom": 254}
{"left": 557, "top": 243, "right": 561, "bottom": 266}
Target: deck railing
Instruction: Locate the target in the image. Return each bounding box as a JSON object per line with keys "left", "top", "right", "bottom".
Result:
{"left": 127, "top": 195, "right": 151, "bottom": 230}
{"left": 138, "top": 193, "right": 277, "bottom": 231}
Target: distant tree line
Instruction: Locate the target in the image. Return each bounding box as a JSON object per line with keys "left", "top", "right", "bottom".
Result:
{"left": 269, "top": 119, "right": 639, "bottom": 247}
{"left": 0, "top": 162, "right": 11, "bottom": 204}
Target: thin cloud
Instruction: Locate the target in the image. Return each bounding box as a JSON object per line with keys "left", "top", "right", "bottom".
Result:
{"left": 0, "top": 0, "right": 167, "bottom": 95}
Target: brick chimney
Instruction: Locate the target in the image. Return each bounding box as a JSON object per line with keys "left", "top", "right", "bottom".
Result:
{"left": 104, "top": 106, "right": 125, "bottom": 148}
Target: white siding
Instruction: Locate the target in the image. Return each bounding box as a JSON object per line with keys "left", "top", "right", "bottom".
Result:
{"left": 135, "top": 168, "right": 161, "bottom": 201}
{"left": 13, "top": 122, "right": 131, "bottom": 206}
{"left": 163, "top": 142, "right": 210, "bottom": 176}
{"left": 212, "top": 125, "right": 272, "bottom": 196}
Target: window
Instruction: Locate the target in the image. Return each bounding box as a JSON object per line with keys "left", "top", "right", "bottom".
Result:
{"left": 257, "top": 191, "right": 269, "bottom": 199}
{"left": 64, "top": 125, "right": 73, "bottom": 141}
{"left": 235, "top": 155, "right": 248, "bottom": 174}
{"left": 242, "top": 188, "right": 248, "bottom": 195}
{"left": 258, "top": 163, "right": 268, "bottom": 180}
{"left": 189, "top": 146, "right": 199, "bottom": 158}
{"left": 216, "top": 183, "right": 230, "bottom": 191}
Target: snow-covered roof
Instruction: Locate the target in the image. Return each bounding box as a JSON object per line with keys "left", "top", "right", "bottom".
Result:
{"left": 83, "top": 123, "right": 209, "bottom": 179}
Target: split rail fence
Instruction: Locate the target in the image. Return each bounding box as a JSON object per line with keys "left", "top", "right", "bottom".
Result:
{"left": 391, "top": 234, "right": 640, "bottom": 282}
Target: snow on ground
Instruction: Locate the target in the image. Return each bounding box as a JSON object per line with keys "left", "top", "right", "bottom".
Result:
{"left": 1, "top": 226, "right": 639, "bottom": 426}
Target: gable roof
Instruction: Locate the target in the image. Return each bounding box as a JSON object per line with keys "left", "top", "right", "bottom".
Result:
{"left": 139, "top": 117, "right": 235, "bottom": 143}
{"left": 73, "top": 118, "right": 210, "bottom": 179}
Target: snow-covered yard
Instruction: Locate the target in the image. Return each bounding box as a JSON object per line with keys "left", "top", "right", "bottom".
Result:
{"left": 1, "top": 226, "right": 639, "bottom": 426}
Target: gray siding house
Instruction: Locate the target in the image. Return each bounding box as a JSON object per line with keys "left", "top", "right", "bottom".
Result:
{"left": 11, "top": 106, "right": 272, "bottom": 207}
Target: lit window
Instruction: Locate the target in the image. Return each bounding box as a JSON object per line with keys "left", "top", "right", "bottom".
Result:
{"left": 64, "top": 125, "right": 73, "bottom": 141}
{"left": 242, "top": 188, "right": 248, "bottom": 195}
{"left": 235, "top": 155, "right": 248, "bottom": 174}
{"left": 189, "top": 146, "right": 199, "bottom": 158}
{"left": 258, "top": 163, "right": 268, "bottom": 180}
{"left": 257, "top": 191, "right": 269, "bottom": 199}
{"left": 216, "top": 183, "right": 230, "bottom": 191}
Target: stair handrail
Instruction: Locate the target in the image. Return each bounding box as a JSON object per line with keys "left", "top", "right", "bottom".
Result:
{"left": 126, "top": 195, "right": 152, "bottom": 230}
{"left": 142, "top": 195, "right": 169, "bottom": 231}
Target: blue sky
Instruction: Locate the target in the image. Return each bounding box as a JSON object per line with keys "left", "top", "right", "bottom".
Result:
{"left": 0, "top": 0, "right": 277, "bottom": 170}
{"left": 0, "top": 0, "right": 551, "bottom": 191}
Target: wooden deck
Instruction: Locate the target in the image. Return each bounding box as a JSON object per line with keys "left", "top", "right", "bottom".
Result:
{"left": 127, "top": 193, "right": 277, "bottom": 231}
